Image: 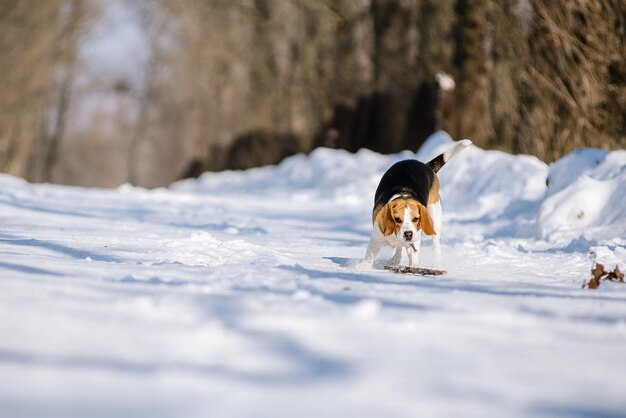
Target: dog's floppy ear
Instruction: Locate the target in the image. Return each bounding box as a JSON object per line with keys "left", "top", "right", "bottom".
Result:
{"left": 418, "top": 204, "right": 436, "bottom": 236}
{"left": 375, "top": 204, "right": 395, "bottom": 236}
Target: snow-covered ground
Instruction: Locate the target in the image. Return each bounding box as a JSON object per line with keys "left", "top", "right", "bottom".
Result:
{"left": 1, "top": 132, "right": 625, "bottom": 418}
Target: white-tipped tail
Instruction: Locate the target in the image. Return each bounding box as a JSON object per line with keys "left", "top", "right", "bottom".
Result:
{"left": 443, "top": 139, "right": 472, "bottom": 163}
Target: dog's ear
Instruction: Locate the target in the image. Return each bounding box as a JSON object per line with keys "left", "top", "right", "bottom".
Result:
{"left": 418, "top": 204, "right": 436, "bottom": 236}
{"left": 376, "top": 204, "right": 395, "bottom": 236}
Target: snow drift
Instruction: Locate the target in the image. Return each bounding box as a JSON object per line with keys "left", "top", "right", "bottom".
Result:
{"left": 538, "top": 148, "right": 626, "bottom": 244}
{"left": 177, "top": 131, "right": 624, "bottom": 248}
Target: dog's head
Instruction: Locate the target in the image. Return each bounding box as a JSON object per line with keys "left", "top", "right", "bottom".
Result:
{"left": 375, "top": 198, "right": 435, "bottom": 243}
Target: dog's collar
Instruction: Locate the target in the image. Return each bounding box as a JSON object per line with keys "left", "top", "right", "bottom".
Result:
{"left": 388, "top": 193, "right": 412, "bottom": 203}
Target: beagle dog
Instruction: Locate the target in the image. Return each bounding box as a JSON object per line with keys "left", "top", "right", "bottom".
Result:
{"left": 360, "top": 139, "right": 472, "bottom": 269}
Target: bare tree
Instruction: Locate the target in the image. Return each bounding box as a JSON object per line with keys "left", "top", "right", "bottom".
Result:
{"left": 0, "top": 0, "right": 95, "bottom": 182}
{"left": 0, "top": 1, "right": 63, "bottom": 178}
{"left": 43, "top": 0, "right": 90, "bottom": 182}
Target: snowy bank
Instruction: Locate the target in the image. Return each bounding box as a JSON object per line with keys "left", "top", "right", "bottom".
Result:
{"left": 538, "top": 148, "right": 626, "bottom": 245}
{"left": 177, "top": 130, "right": 625, "bottom": 249}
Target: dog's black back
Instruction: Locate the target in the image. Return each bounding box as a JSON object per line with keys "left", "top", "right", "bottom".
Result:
{"left": 374, "top": 160, "right": 434, "bottom": 208}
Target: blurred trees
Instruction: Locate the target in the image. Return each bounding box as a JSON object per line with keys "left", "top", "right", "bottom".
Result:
{"left": 516, "top": 0, "right": 626, "bottom": 160}
{"left": 155, "top": 0, "right": 458, "bottom": 174}
{"left": 0, "top": 0, "right": 624, "bottom": 187}
{"left": 0, "top": 0, "right": 94, "bottom": 182}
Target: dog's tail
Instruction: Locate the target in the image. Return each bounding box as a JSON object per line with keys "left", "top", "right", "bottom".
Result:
{"left": 427, "top": 139, "right": 472, "bottom": 173}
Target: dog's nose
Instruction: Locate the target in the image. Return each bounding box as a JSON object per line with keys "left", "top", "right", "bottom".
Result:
{"left": 403, "top": 231, "right": 413, "bottom": 241}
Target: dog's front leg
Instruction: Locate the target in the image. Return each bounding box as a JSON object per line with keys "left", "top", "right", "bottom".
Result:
{"left": 406, "top": 234, "right": 422, "bottom": 268}
{"left": 428, "top": 202, "right": 443, "bottom": 269}
{"left": 387, "top": 247, "right": 403, "bottom": 266}
{"left": 432, "top": 234, "right": 442, "bottom": 269}
{"left": 357, "top": 238, "right": 384, "bottom": 269}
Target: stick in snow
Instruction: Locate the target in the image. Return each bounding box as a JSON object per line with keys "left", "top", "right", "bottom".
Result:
{"left": 384, "top": 265, "right": 447, "bottom": 276}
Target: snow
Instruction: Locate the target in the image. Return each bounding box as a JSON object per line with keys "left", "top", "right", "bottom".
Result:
{"left": 539, "top": 148, "right": 626, "bottom": 245}
{"left": 436, "top": 71, "right": 456, "bottom": 91}
{"left": 1, "top": 131, "right": 625, "bottom": 418}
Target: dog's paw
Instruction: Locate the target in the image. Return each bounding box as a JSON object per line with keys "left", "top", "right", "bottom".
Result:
{"left": 354, "top": 259, "right": 373, "bottom": 271}
{"left": 387, "top": 248, "right": 403, "bottom": 266}
{"left": 386, "top": 257, "right": 402, "bottom": 266}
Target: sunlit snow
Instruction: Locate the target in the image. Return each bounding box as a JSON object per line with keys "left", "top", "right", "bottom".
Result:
{"left": 1, "top": 131, "right": 625, "bottom": 418}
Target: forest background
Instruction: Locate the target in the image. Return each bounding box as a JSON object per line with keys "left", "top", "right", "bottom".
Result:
{"left": 1, "top": 0, "right": 624, "bottom": 188}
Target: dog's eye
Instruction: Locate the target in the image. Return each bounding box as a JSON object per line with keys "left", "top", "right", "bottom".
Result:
{"left": 394, "top": 217, "right": 402, "bottom": 223}
{"left": 412, "top": 217, "right": 419, "bottom": 223}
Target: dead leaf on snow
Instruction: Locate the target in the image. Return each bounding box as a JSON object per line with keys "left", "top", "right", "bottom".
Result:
{"left": 585, "top": 263, "right": 624, "bottom": 289}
